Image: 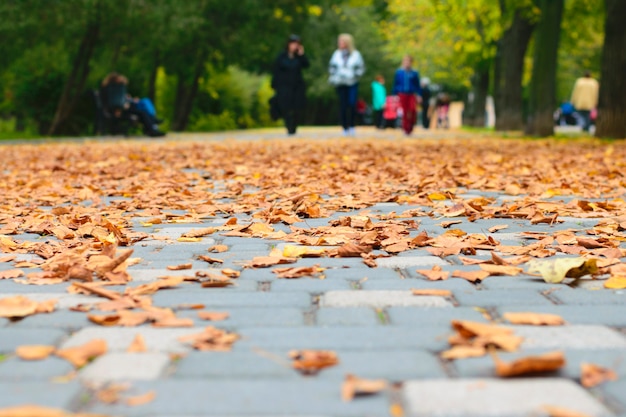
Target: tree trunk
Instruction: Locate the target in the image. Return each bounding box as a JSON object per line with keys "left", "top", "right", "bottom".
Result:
{"left": 596, "top": 0, "right": 626, "bottom": 138}
{"left": 171, "top": 54, "right": 205, "bottom": 131}
{"left": 494, "top": 9, "right": 535, "bottom": 131}
{"left": 464, "top": 64, "right": 490, "bottom": 127}
{"left": 147, "top": 50, "right": 160, "bottom": 103}
{"left": 525, "top": 0, "right": 564, "bottom": 136}
{"left": 48, "top": 6, "right": 100, "bottom": 136}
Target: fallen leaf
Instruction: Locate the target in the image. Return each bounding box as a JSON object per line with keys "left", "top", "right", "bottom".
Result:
{"left": 179, "top": 326, "right": 239, "bottom": 351}
{"left": 273, "top": 265, "right": 325, "bottom": 279}
{"left": 488, "top": 224, "right": 509, "bottom": 233}
{"left": 95, "top": 382, "right": 129, "bottom": 404}
{"left": 56, "top": 339, "right": 107, "bottom": 367}
{"left": 15, "top": 345, "right": 56, "bottom": 361}
{"left": 197, "top": 311, "right": 229, "bottom": 321}
{"left": 341, "top": 374, "right": 387, "bottom": 402}
{"left": 152, "top": 317, "right": 194, "bottom": 327}
{"left": 166, "top": 263, "right": 192, "bottom": 270}
{"left": 332, "top": 243, "right": 372, "bottom": 257}
{"left": 542, "top": 405, "right": 592, "bottom": 417}
{"left": 176, "top": 237, "right": 202, "bottom": 242}
{"left": 440, "top": 345, "right": 487, "bottom": 360}
{"left": 0, "top": 295, "right": 39, "bottom": 318}
{"left": 411, "top": 288, "right": 452, "bottom": 297}
{"left": 479, "top": 264, "right": 523, "bottom": 276}
{"left": 604, "top": 275, "right": 626, "bottom": 289}
{"left": 246, "top": 256, "right": 297, "bottom": 268}
{"left": 289, "top": 350, "right": 339, "bottom": 375}
{"left": 221, "top": 268, "right": 240, "bottom": 278}
{"left": 492, "top": 350, "right": 565, "bottom": 377}
{"left": 527, "top": 257, "right": 598, "bottom": 284}
{"left": 415, "top": 266, "right": 449, "bottom": 281}
{"left": 580, "top": 362, "right": 618, "bottom": 388}
{"left": 451, "top": 270, "right": 490, "bottom": 283}
{"left": 208, "top": 245, "right": 229, "bottom": 253}
{"left": 0, "top": 405, "right": 67, "bottom": 417}
{"left": 181, "top": 227, "right": 216, "bottom": 238}
{"left": 0, "top": 269, "right": 24, "bottom": 279}
{"left": 503, "top": 312, "right": 565, "bottom": 326}
{"left": 125, "top": 390, "right": 156, "bottom": 406}
{"left": 197, "top": 255, "right": 223, "bottom": 264}
{"left": 283, "top": 245, "right": 326, "bottom": 258}
{"left": 127, "top": 334, "right": 147, "bottom": 353}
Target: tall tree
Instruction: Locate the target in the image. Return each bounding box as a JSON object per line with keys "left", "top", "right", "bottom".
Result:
{"left": 493, "top": 3, "right": 536, "bottom": 131}
{"left": 525, "top": 0, "right": 564, "bottom": 136}
{"left": 596, "top": 0, "right": 626, "bottom": 138}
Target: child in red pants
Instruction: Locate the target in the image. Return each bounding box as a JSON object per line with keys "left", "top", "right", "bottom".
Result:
{"left": 392, "top": 55, "right": 421, "bottom": 135}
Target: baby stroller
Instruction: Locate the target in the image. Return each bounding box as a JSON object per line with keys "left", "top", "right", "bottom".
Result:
{"left": 382, "top": 95, "right": 401, "bottom": 129}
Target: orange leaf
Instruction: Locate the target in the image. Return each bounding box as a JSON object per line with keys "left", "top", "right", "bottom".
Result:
{"left": 246, "top": 256, "right": 297, "bottom": 268}
{"left": 0, "top": 269, "right": 24, "bottom": 279}
{"left": 127, "top": 334, "right": 147, "bottom": 353}
{"left": 290, "top": 350, "right": 339, "bottom": 375}
{"left": 503, "top": 312, "right": 565, "bottom": 326}
{"left": 0, "top": 295, "right": 39, "bottom": 318}
{"left": 56, "top": 339, "right": 107, "bottom": 368}
{"left": 125, "top": 390, "right": 156, "bottom": 406}
{"left": 166, "top": 263, "right": 192, "bottom": 271}
{"left": 542, "top": 405, "right": 592, "bottom": 417}
{"left": 580, "top": 362, "right": 618, "bottom": 388}
{"left": 15, "top": 345, "right": 56, "bottom": 361}
{"left": 411, "top": 288, "right": 452, "bottom": 297}
{"left": 197, "top": 311, "right": 229, "bottom": 321}
{"left": 479, "top": 264, "right": 523, "bottom": 276}
{"left": 415, "top": 266, "right": 449, "bottom": 281}
{"left": 492, "top": 350, "right": 565, "bottom": 377}
{"left": 488, "top": 224, "right": 509, "bottom": 233}
{"left": 604, "top": 275, "right": 626, "bottom": 289}
{"left": 0, "top": 405, "right": 68, "bottom": 417}
{"left": 451, "top": 270, "right": 490, "bottom": 282}
{"left": 208, "top": 245, "right": 229, "bottom": 253}
{"left": 440, "top": 345, "right": 487, "bottom": 360}
{"left": 341, "top": 374, "right": 387, "bottom": 402}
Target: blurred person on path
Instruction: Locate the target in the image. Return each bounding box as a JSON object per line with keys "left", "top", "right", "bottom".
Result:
{"left": 328, "top": 33, "right": 365, "bottom": 136}
{"left": 392, "top": 55, "right": 421, "bottom": 135}
{"left": 570, "top": 71, "right": 599, "bottom": 132}
{"left": 371, "top": 74, "right": 386, "bottom": 129}
{"left": 271, "top": 34, "right": 310, "bottom": 136}
{"left": 420, "top": 77, "right": 432, "bottom": 129}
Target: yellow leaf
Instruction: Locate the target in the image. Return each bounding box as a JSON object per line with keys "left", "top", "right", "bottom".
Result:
{"left": 177, "top": 237, "right": 202, "bottom": 243}
{"left": 282, "top": 245, "right": 326, "bottom": 258}
{"left": 428, "top": 192, "right": 447, "bottom": 201}
{"left": 604, "top": 275, "right": 626, "bottom": 289}
{"left": 526, "top": 258, "right": 598, "bottom": 283}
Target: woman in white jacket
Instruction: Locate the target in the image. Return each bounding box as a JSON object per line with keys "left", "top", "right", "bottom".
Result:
{"left": 328, "top": 33, "right": 365, "bottom": 136}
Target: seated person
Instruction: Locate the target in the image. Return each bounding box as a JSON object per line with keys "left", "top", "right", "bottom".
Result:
{"left": 101, "top": 72, "right": 165, "bottom": 137}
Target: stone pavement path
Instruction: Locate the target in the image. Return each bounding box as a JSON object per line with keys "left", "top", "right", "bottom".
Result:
{"left": 0, "top": 128, "right": 625, "bottom": 417}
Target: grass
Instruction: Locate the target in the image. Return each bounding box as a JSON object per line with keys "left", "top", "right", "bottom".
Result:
{"left": 0, "top": 353, "right": 7, "bottom": 362}
{"left": 0, "top": 131, "right": 41, "bottom": 141}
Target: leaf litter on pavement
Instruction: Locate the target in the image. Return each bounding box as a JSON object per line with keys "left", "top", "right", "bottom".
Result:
{"left": 1, "top": 137, "right": 626, "bottom": 411}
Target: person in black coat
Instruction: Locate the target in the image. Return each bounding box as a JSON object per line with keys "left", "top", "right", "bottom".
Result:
{"left": 271, "top": 34, "right": 310, "bottom": 135}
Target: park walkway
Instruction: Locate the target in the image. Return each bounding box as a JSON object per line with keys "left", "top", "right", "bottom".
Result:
{"left": 0, "top": 128, "right": 625, "bottom": 417}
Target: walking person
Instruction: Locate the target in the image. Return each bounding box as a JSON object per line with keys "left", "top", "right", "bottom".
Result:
{"left": 420, "top": 77, "right": 432, "bottom": 129}
{"left": 392, "top": 55, "right": 421, "bottom": 135}
{"left": 570, "top": 71, "right": 599, "bottom": 132}
{"left": 271, "top": 34, "right": 310, "bottom": 135}
{"left": 371, "top": 74, "right": 386, "bottom": 129}
{"left": 328, "top": 33, "right": 365, "bottom": 136}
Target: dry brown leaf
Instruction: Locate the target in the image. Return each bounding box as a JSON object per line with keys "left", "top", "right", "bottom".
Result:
{"left": 333, "top": 243, "right": 372, "bottom": 258}
{"left": 15, "top": 345, "right": 56, "bottom": 361}
{"left": 197, "top": 311, "right": 229, "bottom": 321}
{"left": 246, "top": 256, "right": 297, "bottom": 268}
{"left": 0, "top": 405, "right": 67, "bottom": 417}
{"left": 488, "top": 224, "right": 509, "bottom": 233}
{"left": 492, "top": 350, "right": 565, "bottom": 377}
{"left": 179, "top": 326, "right": 239, "bottom": 351}
{"left": 166, "top": 263, "right": 192, "bottom": 270}
{"left": 479, "top": 264, "right": 523, "bottom": 276}
{"left": 197, "top": 255, "right": 223, "bottom": 264}
{"left": 273, "top": 265, "right": 325, "bottom": 279}
{"left": 580, "top": 362, "right": 618, "bottom": 388}
{"left": 221, "top": 268, "right": 240, "bottom": 278}
{"left": 208, "top": 244, "right": 229, "bottom": 253}
{"left": 0, "top": 295, "right": 39, "bottom": 318}
{"left": 0, "top": 255, "right": 17, "bottom": 263}
{"left": 151, "top": 317, "right": 194, "bottom": 327}
{"left": 451, "top": 270, "right": 490, "bottom": 283}
{"left": 0, "top": 269, "right": 24, "bottom": 279}
{"left": 181, "top": 227, "right": 216, "bottom": 238}
{"left": 56, "top": 339, "right": 107, "bottom": 367}
{"left": 542, "top": 405, "right": 592, "bottom": 417}
{"left": 127, "top": 334, "right": 147, "bottom": 353}
{"left": 290, "top": 350, "right": 339, "bottom": 375}
{"left": 503, "top": 312, "right": 565, "bottom": 326}
{"left": 125, "top": 390, "right": 156, "bottom": 407}
{"left": 341, "top": 374, "right": 387, "bottom": 402}
{"left": 411, "top": 288, "right": 452, "bottom": 297}
{"left": 415, "top": 265, "right": 449, "bottom": 281}
{"left": 88, "top": 314, "right": 122, "bottom": 326}
{"left": 440, "top": 345, "right": 487, "bottom": 360}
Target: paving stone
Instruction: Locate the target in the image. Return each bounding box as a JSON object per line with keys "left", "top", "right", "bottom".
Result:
{"left": 480, "top": 276, "right": 569, "bottom": 290}
{"left": 0, "top": 293, "right": 95, "bottom": 309}
{"left": 0, "top": 280, "right": 70, "bottom": 293}
{"left": 271, "top": 278, "right": 351, "bottom": 293}
{"left": 80, "top": 353, "right": 170, "bottom": 382}
{"left": 0, "top": 381, "right": 83, "bottom": 409}
{"left": 317, "top": 307, "right": 380, "bottom": 326}
{"left": 387, "top": 306, "right": 489, "bottom": 326}
{"left": 376, "top": 256, "right": 449, "bottom": 269}
{"left": 60, "top": 327, "right": 204, "bottom": 353}
{"left": 323, "top": 267, "right": 401, "bottom": 280}
{"left": 151, "top": 291, "right": 311, "bottom": 308}
{"left": 453, "top": 289, "right": 553, "bottom": 307}
{"left": 514, "top": 325, "right": 626, "bottom": 349}
{"left": 174, "top": 351, "right": 295, "bottom": 378}
{"left": 0, "top": 357, "right": 74, "bottom": 381}
{"left": 552, "top": 289, "right": 626, "bottom": 305}
{"left": 320, "top": 290, "right": 453, "bottom": 308}
{"left": 7, "top": 310, "right": 91, "bottom": 331}
{"left": 176, "top": 307, "right": 304, "bottom": 327}
{"left": 0, "top": 328, "right": 66, "bottom": 352}
{"left": 602, "top": 379, "right": 626, "bottom": 413}
{"left": 497, "top": 305, "right": 626, "bottom": 327}
{"left": 404, "top": 378, "right": 613, "bottom": 417}
{"left": 361, "top": 278, "right": 475, "bottom": 291}
{"left": 234, "top": 326, "right": 449, "bottom": 351}
{"left": 87, "top": 379, "right": 387, "bottom": 416}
